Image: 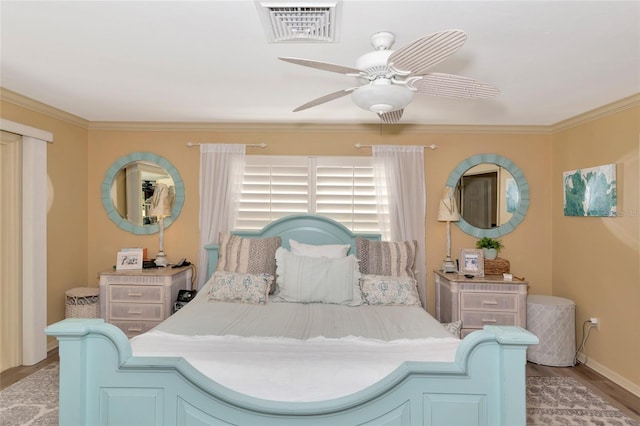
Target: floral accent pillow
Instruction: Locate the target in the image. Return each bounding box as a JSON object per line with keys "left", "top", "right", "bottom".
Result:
{"left": 207, "top": 271, "right": 273, "bottom": 304}
{"left": 360, "top": 274, "right": 420, "bottom": 306}
{"left": 442, "top": 320, "right": 463, "bottom": 338}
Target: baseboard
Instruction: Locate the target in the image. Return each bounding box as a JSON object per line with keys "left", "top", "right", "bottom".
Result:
{"left": 577, "top": 352, "right": 640, "bottom": 398}
{"left": 46, "top": 340, "right": 59, "bottom": 353}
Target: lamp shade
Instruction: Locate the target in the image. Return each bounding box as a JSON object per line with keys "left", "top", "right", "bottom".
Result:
{"left": 437, "top": 186, "right": 460, "bottom": 222}
{"left": 351, "top": 79, "right": 415, "bottom": 114}
{"left": 148, "top": 183, "right": 173, "bottom": 218}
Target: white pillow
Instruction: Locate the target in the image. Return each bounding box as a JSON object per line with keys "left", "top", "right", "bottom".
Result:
{"left": 274, "top": 247, "right": 361, "bottom": 305}
{"left": 289, "top": 239, "right": 350, "bottom": 258}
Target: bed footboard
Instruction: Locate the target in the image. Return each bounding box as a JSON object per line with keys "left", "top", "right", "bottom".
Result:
{"left": 46, "top": 319, "right": 537, "bottom": 426}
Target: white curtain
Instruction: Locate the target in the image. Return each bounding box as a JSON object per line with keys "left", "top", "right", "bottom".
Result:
{"left": 372, "top": 145, "right": 427, "bottom": 308}
{"left": 196, "top": 144, "right": 246, "bottom": 289}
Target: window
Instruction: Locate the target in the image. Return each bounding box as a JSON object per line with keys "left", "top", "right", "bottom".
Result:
{"left": 235, "top": 156, "right": 386, "bottom": 234}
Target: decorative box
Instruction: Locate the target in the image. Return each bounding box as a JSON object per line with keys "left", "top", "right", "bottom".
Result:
{"left": 484, "top": 257, "right": 510, "bottom": 274}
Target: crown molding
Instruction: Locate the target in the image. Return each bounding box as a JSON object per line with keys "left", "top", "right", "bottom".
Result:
{"left": 3, "top": 87, "right": 637, "bottom": 135}
{"left": 551, "top": 93, "right": 640, "bottom": 132}
{"left": 87, "top": 120, "right": 551, "bottom": 134}
{"left": 0, "top": 88, "right": 90, "bottom": 129}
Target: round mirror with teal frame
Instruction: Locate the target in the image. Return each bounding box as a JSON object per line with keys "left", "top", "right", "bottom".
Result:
{"left": 102, "top": 152, "right": 185, "bottom": 235}
{"left": 446, "top": 153, "right": 530, "bottom": 238}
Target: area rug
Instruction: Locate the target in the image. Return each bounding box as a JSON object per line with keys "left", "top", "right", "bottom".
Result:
{"left": 0, "top": 363, "right": 59, "bottom": 426}
{"left": 1, "top": 363, "right": 638, "bottom": 426}
{"left": 527, "top": 376, "right": 639, "bottom": 426}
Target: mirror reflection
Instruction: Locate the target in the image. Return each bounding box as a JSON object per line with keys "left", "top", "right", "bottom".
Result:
{"left": 111, "top": 161, "right": 175, "bottom": 226}
{"left": 102, "top": 152, "right": 184, "bottom": 235}
{"left": 454, "top": 163, "right": 519, "bottom": 229}
{"left": 445, "top": 153, "right": 529, "bottom": 239}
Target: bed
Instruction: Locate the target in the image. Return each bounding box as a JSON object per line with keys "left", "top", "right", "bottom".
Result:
{"left": 46, "top": 214, "right": 538, "bottom": 426}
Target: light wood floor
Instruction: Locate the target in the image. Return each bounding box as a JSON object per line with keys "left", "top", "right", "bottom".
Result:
{"left": 2, "top": 350, "right": 639, "bottom": 422}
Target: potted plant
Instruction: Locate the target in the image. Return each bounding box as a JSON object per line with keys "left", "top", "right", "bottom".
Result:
{"left": 475, "top": 237, "right": 504, "bottom": 260}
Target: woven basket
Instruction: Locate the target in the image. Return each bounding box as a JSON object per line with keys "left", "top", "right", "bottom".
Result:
{"left": 65, "top": 287, "right": 100, "bottom": 318}
{"left": 484, "top": 257, "right": 510, "bottom": 275}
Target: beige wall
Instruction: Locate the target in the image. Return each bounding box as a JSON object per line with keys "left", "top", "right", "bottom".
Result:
{"left": 552, "top": 105, "right": 640, "bottom": 391}
{"left": 87, "top": 128, "right": 553, "bottom": 314}
{"left": 0, "top": 99, "right": 89, "bottom": 348}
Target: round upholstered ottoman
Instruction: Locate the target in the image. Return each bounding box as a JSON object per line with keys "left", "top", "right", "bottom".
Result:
{"left": 526, "top": 295, "right": 576, "bottom": 367}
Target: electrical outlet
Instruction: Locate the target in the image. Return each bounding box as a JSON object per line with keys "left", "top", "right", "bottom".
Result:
{"left": 589, "top": 317, "right": 600, "bottom": 329}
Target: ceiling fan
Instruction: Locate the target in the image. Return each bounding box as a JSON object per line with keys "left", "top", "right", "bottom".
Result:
{"left": 279, "top": 30, "right": 500, "bottom": 124}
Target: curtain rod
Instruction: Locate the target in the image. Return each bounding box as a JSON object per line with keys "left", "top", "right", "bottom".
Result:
{"left": 354, "top": 143, "right": 438, "bottom": 150}
{"left": 186, "top": 142, "right": 267, "bottom": 148}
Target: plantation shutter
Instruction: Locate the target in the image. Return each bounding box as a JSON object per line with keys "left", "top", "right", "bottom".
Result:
{"left": 314, "top": 157, "right": 379, "bottom": 233}
{"left": 235, "top": 156, "right": 384, "bottom": 234}
{"left": 235, "top": 157, "right": 309, "bottom": 230}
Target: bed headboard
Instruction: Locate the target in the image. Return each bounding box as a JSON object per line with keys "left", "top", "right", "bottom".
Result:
{"left": 204, "top": 214, "right": 381, "bottom": 281}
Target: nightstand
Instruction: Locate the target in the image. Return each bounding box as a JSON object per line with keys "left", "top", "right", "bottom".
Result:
{"left": 99, "top": 266, "right": 193, "bottom": 338}
{"left": 435, "top": 270, "right": 528, "bottom": 338}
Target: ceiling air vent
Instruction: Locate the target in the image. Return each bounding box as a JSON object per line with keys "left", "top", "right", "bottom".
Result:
{"left": 256, "top": 2, "right": 340, "bottom": 42}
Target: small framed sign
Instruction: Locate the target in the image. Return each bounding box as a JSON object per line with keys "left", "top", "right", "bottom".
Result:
{"left": 459, "top": 248, "right": 484, "bottom": 277}
{"left": 116, "top": 250, "right": 143, "bottom": 270}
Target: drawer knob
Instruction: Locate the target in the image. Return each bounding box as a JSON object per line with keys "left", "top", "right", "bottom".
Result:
{"left": 128, "top": 309, "right": 143, "bottom": 315}
{"left": 127, "top": 292, "right": 143, "bottom": 297}
{"left": 127, "top": 327, "right": 142, "bottom": 332}
{"left": 482, "top": 300, "right": 498, "bottom": 305}
{"left": 482, "top": 318, "right": 497, "bottom": 323}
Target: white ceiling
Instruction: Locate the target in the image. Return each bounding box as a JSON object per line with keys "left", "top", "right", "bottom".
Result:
{"left": 1, "top": 1, "right": 639, "bottom": 126}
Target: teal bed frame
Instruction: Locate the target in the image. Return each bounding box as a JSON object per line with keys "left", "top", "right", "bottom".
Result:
{"left": 47, "top": 214, "right": 538, "bottom": 426}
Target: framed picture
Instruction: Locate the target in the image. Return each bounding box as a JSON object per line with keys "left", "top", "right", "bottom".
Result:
{"left": 116, "top": 250, "right": 143, "bottom": 270}
{"left": 459, "top": 248, "right": 484, "bottom": 277}
{"left": 563, "top": 163, "right": 617, "bottom": 217}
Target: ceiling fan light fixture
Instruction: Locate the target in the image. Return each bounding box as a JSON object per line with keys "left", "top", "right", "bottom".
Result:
{"left": 351, "top": 80, "right": 414, "bottom": 114}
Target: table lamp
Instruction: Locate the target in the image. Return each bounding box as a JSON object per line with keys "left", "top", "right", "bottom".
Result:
{"left": 437, "top": 186, "right": 460, "bottom": 273}
{"left": 149, "top": 183, "right": 173, "bottom": 267}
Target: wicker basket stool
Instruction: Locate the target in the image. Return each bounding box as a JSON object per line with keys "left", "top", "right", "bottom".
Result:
{"left": 526, "top": 295, "right": 576, "bottom": 367}
{"left": 65, "top": 287, "right": 100, "bottom": 318}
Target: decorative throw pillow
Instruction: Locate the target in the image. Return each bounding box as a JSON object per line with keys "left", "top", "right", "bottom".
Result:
{"left": 356, "top": 238, "right": 417, "bottom": 279}
{"left": 289, "top": 239, "right": 350, "bottom": 258}
{"left": 216, "top": 234, "right": 281, "bottom": 293}
{"left": 360, "top": 274, "right": 421, "bottom": 306}
{"left": 442, "top": 320, "right": 463, "bottom": 338}
{"left": 207, "top": 271, "right": 272, "bottom": 304}
{"left": 274, "top": 248, "right": 361, "bottom": 305}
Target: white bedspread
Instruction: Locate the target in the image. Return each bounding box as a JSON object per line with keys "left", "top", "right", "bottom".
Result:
{"left": 131, "top": 288, "right": 460, "bottom": 402}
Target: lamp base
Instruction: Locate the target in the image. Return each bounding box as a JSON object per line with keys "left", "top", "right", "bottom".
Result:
{"left": 155, "top": 252, "right": 169, "bottom": 267}
{"left": 441, "top": 257, "right": 458, "bottom": 273}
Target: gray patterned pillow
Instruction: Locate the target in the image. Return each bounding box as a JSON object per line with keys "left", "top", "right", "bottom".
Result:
{"left": 216, "top": 234, "right": 281, "bottom": 293}
{"left": 360, "top": 274, "right": 420, "bottom": 306}
{"left": 356, "top": 238, "right": 417, "bottom": 279}
{"left": 208, "top": 271, "right": 272, "bottom": 304}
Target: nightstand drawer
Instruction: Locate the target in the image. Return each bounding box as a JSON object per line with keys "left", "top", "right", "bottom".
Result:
{"left": 110, "top": 285, "right": 163, "bottom": 303}
{"left": 461, "top": 293, "right": 517, "bottom": 311}
{"left": 461, "top": 311, "right": 518, "bottom": 328}
{"left": 110, "top": 302, "right": 163, "bottom": 320}
{"left": 111, "top": 320, "right": 160, "bottom": 338}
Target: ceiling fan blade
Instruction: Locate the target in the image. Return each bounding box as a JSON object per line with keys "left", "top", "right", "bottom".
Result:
{"left": 414, "top": 73, "right": 500, "bottom": 99}
{"left": 388, "top": 30, "right": 467, "bottom": 75}
{"left": 293, "top": 88, "right": 355, "bottom": 112}
{"left": 378, "top": 109, "right": 404, "bottom": 124}
{"left": 279, "top": 57, "right": 363, "bottom": 75}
